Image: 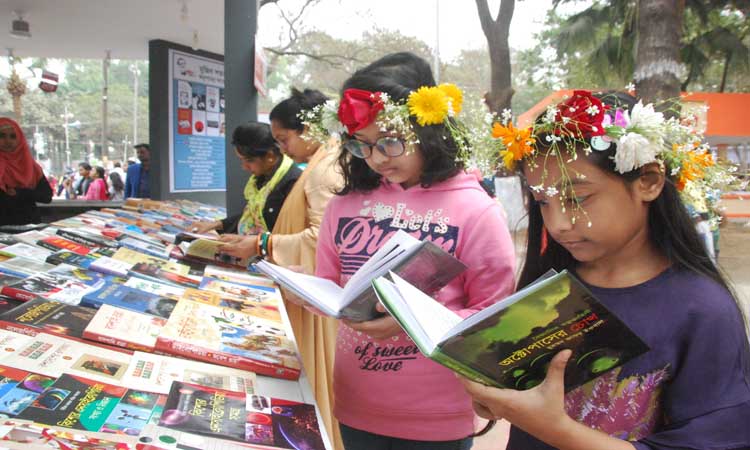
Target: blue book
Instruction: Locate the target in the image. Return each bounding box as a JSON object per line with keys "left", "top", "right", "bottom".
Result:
{"left": 81, "top": 283, "right": 177, "bottom": 319}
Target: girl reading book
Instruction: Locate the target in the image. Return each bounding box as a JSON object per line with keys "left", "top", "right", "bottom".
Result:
{"left": 310, "top": 52, "right": 517, "bottom": 449}
{"left": 458, "top": 91, "right": 750, "bottom": 449}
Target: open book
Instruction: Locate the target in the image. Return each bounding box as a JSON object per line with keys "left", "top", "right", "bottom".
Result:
{"left": 253, "top": 230, "right": 466, "bottom": 321}
{"left": 372, "top": 270, "right": 649, "bottom": 391}
{"left": 172, "top": 231, "right": 249, "bottom": 268}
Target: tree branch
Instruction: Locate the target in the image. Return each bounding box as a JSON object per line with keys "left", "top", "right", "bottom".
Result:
{"left": 475, "top": 0, "right": 494, "bottom": 39}
{"left": 264, "top": 47, "right": 363, "bottom": 68}
{"left": 259, "top": 0, "right": 280, "bottom": 8}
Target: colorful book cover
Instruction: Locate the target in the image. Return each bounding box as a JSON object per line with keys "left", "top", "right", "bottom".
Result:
{"left": 0, "top": 256, "right": 57, "bottom": 278}
{"left": 1, "top": 332, "right": 132, "bottom": 383}
{"left": 199, "top": 278, "right": 281, "bottom": 306}
{"left": 373, "top": 270, "right": 650, "bottom": 391}
{"left": 45, "top": 250, "right": 96, "bottom": 269}
{"left": 36, "top": 236, "right": 92, "bottom": 256}
{"left": 0, "top": 365, "right": 56, "bottom": 416}
{"left": 156, "top": 300, "right": 300, "bottom": 380}
{"left": 56, "top": 228, "right": 118, "bottom": 249}
{"left": 112, "top": 247, "right": 190, "bottom": 275}
{"left": 118, "top": 238, "right": 171, "bottom": 260}
{"left": 0, "top": 268, "right": 100, "bottom": 304}
{"left": 203, "top": 265, "right": 277, "bottom": 289}
{"left": 90, "top": 255, "right": 133, "bottom": 277}
{"left": 181, "top": 288, "right": 282, "bottom": 324}
{"left": 0, "top": 243, "right": 52, "bottom": 263}
{"left": 83, "top": 304, "right": 166, "bottom": 352}
{"left": 0, "top": 298, "right": 96, "bottom": 338}
{"left": 49, "top": 264, "right": 127, "bottom": 287}
{"left": 122, "top": 351, "right": 256, "bottom": 396}
{"left": 123, "top": 278, "right": 186, "bottom": 301}
{"left": 159, "top": 382, "right": 324, "bottom": 449}
{"left": 129, "top": 263, "right": 201, "bottom": 289}
{"left": 17, "top": 374, "right": 165, "bottom": 435}
{"left": 81, "top": 283, "right": 177, "bottom": 319}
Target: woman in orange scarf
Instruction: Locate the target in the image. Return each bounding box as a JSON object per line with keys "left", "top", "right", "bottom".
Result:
{"left": 0, "top": 117, "right": 52, "bottom": 225}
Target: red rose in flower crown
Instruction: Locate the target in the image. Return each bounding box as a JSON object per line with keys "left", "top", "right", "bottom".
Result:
{"left": 337, "top": 89, "right": 385, "bottom": 134}
{"left": 554, "top": 90, "right": 609, "bottom": 137}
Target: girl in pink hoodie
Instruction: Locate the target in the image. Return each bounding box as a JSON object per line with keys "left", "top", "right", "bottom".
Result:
{"left": 313, "top": 52, "right": 517, "bottom": 449}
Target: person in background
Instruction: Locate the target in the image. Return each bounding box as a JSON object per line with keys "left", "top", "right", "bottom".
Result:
{"left": 191, "top": 122, "right": 301, "bottom": 235}
{"left": 66, "top": 162, "right": 92, "bottom": 198}
{"left": 111, "top": 161, "right": 125, "bottom": 183}
{"left": 0, "top": 117, "right": 53, "bottom": 225}
{"left": 108, "top": 171, "right": 125, "bottom": 201}
{"left": 218, "top": 88, "right": 344, "bottom": 448}
{"left": 124, "top": 143, "right": 151, "bottom": 199}
{"left": 84, "top": 166, "right": 109, "bottom": 201}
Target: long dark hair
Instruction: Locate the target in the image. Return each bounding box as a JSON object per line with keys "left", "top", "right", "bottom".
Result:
{"left": 232, "top": 122, "right": 280, "bottom": 158}
{"left": 109, "top": 172, "right": 124, "bottom": 192}
{"left": 269, "top": 88, "right": 329, "bottom": 132}
{"left": 518, "top": 92, "right": 738, "bottom": 302}
{"left": 337, "top": 52, "right": 463, "bottom": 194}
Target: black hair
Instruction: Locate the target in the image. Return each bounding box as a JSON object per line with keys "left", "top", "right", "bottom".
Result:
{"left": 232, "top": 122, "right": 280, "bottom": 158}
{"left": 337, "top": 52, "right": 463, "bottom": 194}
{"left": 269, "top": 88, "right": 329, "bottom": 132}
{"left": 114, "top": 162, "right": 121, "bottom": 168}
{"left": 78, "top": 162, "right": 92, "bottom": 171}
{"left": 134, "top": 143, "right": 150, "bottom": 151}
{"left": 518, "top": 92, "right": 739, "bottom": 304}
{"left": 109, "top": 171, "right": 124, "bottom": 192}
{"left": 93, "top": 166, "right": 105, "bottom": 179}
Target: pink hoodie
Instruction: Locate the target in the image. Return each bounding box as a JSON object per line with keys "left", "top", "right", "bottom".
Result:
{"left": 316, "top": 171, "right": 516, "bottom": 441}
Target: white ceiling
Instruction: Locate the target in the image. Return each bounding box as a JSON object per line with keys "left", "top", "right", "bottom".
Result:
{"left": 0, "top": 0, "right": 225, "bottom": 60}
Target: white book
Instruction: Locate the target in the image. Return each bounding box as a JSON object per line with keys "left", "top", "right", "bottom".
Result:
{"left": 253, "top": 230, "right": 466, "bottom": 321}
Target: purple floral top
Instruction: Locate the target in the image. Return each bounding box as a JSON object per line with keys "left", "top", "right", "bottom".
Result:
{"left": 507, "top": 268, "right": 750, "bottom": 450}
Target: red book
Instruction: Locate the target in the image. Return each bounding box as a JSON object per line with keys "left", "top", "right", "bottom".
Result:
{"left": 155, "top": 300, "right": 301, "bottom": 380}
{"left": 36, "top": 236, "right": 91, "bottom": 255}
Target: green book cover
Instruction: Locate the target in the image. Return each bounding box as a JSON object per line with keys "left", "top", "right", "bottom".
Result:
{"left": 374, "top": 270, "right": 649, "bottom": 391}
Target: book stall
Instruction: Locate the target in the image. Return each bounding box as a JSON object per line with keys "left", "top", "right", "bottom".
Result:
{"left": 0, "top": 198, "right": 331, "bottom": 450}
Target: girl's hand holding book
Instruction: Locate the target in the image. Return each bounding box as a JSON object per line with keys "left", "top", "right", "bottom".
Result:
{"left": 343, "top": 303, "right": 402, "bottom": 340}
{"left": 458, "top": 350, "right": 573, "bottom": 442}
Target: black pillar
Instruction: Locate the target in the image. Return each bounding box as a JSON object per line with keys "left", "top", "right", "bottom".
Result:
{"left": 224, "top": 0, "right": 259, "bottom": 217}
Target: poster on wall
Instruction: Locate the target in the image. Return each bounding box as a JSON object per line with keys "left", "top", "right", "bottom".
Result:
{"left": 168, "top": 49, "right": 226, "bottom": 192}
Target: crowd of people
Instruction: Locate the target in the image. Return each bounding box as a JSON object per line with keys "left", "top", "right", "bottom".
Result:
{"left": 1, "top": 51, "right": 749, "bottom": 450}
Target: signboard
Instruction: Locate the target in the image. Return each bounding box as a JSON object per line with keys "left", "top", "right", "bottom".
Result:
{"left": 168, "top": 49, "right": 226, "bottom": 192}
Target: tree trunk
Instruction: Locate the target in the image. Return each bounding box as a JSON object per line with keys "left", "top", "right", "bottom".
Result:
{"left": 634, "top": 0, "right": 683, "bottom": 106}
{"left": 719, "top": 52, "right": 731, "bottom": 93}
{"left": 476, "top": 0, "right": 515, "bottom": 114}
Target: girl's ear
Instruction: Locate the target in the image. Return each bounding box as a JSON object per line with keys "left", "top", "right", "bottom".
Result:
{"left": 636, "top": 162, "right": 666, "bottom": 202}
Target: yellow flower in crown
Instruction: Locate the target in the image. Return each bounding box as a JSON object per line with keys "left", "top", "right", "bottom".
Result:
{"left": 407, "top": 86, "right": 450, "bottom": 126}
{"left": 492, "top": 122, "right": 535, "bottom": 170}
{"left": 437, "top": 83, "right": 463, "bottom": 115}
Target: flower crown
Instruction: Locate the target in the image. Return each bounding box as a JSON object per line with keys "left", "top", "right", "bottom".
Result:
{"left": 491, "top": 90, "right": 737, "bottom": 225}
{"left": 299, "top": 84, "right": 473, "bottom": 163}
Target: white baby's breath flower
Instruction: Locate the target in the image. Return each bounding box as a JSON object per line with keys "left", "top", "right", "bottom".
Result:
{"left": 625, "top": 82, "right": 635, "bottom": 92}
{"left": 544, "top": 106, "right": 557, "bottom": 124}
{"left": 586, "top": 105, "right": 600, "bottom": 116}
{"left": 614, "top": 132, "right": 658, "bottom": 173}
{"left": 530, "top": 184, "right": 544, "bottom": 193}
{"left": 501, "top": 108, "right": 513, "bottom": 124}
{"left": 545, "top": 186, "right": 559, "bottom": 197}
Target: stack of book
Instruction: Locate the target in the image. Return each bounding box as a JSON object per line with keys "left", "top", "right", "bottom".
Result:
{"left": 0, "top": 198, "right": 327, "bottom": 449}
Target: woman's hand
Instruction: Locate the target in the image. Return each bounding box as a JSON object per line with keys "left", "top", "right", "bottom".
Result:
{"left": 191, "top": 220, "right": 222, "bottom": 234}
{"left": 458, "top": 349, "right": 573, "bottom": 438}
{"left": 217, "top": 234, "right": 257, "bottom": 259}
{"left": 343, "top": 303, "right": 402, "bottom": 340}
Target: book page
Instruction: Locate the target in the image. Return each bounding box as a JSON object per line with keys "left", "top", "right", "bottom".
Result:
{"left": 342, "top": 230, "right": 420, "bottom": 297}
{"left": 389, "top": 273, "right": 462, "bottom": 348}
{"left": 254, "top": 260, "right": 345, "bottom": 315}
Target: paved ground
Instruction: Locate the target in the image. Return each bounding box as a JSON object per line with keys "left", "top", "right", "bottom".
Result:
{"left": 471, "top": 219, "right": 750, "bottom": 450}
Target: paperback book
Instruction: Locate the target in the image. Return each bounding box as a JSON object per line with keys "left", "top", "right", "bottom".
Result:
{"left": 16, "top": 373, "right": 165, "bottom": 436}
{"left": 81, "top": 282, "right": 177, "bottom": 319}
{"left": 254, "top": 230, "right": 466, "bottom": 321}
{"left": 129, "top": 263, "right": 201, "bottom": 289}
{"left": 158, "top": 382, "right": 325, "bottom": 449}
{"left": 83, "top": 304, "right": 167, "bottom": 352}
{"left": 156, "top": 300, "right": 300, "bottom": 380}
{"left": 182, "top": 288, "right": 282, "bottom": 323}
{"left": 0, "top": 257, "right": 56, "bottom": 278}
{"left": 0, "top": 364, "right": 56, "bottom": 416}
{"left": 36, "top": 236, "right": 92, "bottom": 255}
{"left": 172, "top": 232, "right": 249, "bottom": 268}
{"left": 0, "top": 298, "right": 96, "bottom": 338}
{"left": 122, "top": 351, "right": 256, "bottom": 396}
{"left": 372, "top": 271, "right": 650, "bottom": 391}
{"left": 0, "top": 243, "right": 52, "bottom": 263}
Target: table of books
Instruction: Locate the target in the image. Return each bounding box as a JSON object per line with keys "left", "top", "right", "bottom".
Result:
{"left": 0, "top": 198, "right": 333, "bottom": 450}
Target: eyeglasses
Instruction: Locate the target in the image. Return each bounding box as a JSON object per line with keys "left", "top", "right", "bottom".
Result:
{"left": 343, "top": 136, "right": 405, "bottom": 159}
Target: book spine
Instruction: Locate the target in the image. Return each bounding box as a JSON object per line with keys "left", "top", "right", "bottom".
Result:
{"left": 431, "top": 350, "right": 503, "bottom": 388}
{"left": 82, "top": 330, "right": 153, "bottom": 352}
{"left": 56, "top": 229, "right": 116, "bottom": 249}
{"left": 0, "top": 320, "right": 39, "bottom": 337}
{"left": 0, "top": 286, "right": 39, "bottom": 302}
{"left": 154, "top": 337, "right": 300, "bottom": 381}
